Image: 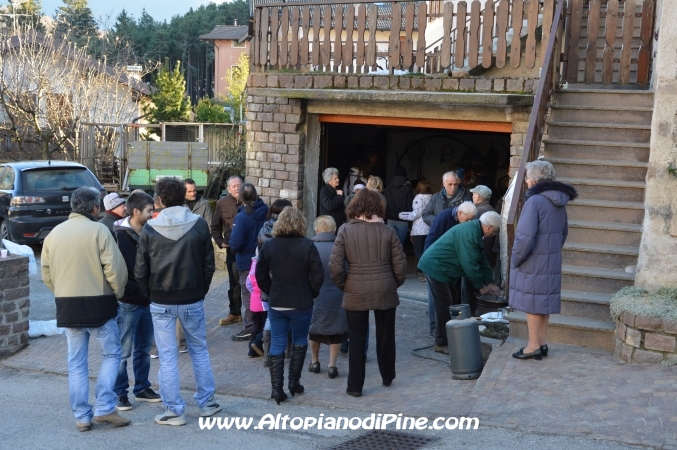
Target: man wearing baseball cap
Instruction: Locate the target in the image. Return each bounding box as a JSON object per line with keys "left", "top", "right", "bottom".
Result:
{"left": 100, "top": 193, "right": 127, "bottom": 234}
{"left": 469, "top": 185, "right": 495, "bottom": 218}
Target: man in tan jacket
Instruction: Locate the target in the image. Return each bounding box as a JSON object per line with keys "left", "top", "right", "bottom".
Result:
{"left": 42, "top": 186, "right": 129, "bottom": 432}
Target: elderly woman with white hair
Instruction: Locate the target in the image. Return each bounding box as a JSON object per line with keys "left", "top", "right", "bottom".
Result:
{"left": 510, "top": 160, "right": 577, "bottom": 361}
{"left": 319, "top": 167, "right": 346, "bottom": 230}
{"left": 418, "top": 211, "right": 502, "bottom": 354}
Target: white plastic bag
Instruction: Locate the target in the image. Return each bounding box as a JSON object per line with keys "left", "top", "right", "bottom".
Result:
{"left": 2, "top": 239, "right": 38, "bottom": 275}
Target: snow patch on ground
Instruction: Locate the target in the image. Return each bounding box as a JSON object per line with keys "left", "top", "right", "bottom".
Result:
{"left": 29, "top": 320, "right": 65, "bottom": 338}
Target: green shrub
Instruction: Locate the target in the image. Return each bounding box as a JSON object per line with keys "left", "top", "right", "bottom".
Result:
{"left": 609, "top": 286, "right": 677, "bottom": 322}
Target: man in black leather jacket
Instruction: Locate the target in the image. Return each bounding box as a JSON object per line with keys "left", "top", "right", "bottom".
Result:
{"left": 135, "top": 178, "right": 220, "bottom": 426}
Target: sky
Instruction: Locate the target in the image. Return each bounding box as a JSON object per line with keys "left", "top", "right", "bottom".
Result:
{"left": 39, "top": 0, "right": 218, "bottom": 24}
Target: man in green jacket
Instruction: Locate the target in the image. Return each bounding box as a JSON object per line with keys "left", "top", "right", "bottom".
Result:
{"left": 418, "top": 212, "right": 502, "bottom": 354}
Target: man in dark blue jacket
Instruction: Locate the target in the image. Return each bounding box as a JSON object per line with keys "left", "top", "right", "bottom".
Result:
{"left": 113, "top": 191, "right": 161, "bottom": 411}
{"left": 229, "top": 183, "right": 269, "bottom": 343}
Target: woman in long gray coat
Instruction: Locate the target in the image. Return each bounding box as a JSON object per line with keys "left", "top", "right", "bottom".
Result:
{"left": 307, "top": 216, "right": 348, "bottom": 379}
{"left": 509, "top": 160, "right": 577, "bottom": 360}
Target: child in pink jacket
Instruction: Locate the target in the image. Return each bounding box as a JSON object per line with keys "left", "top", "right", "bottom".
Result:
{"left": 247, "top": 257, "right": 267, "bottom": 358}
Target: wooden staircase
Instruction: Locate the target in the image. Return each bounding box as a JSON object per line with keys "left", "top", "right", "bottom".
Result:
{"left": 508, "top": 88, "right": 652, "bottom": 351}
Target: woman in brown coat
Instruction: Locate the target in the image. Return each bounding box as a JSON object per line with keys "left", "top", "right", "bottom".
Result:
{"left": 330, "top": 189, "right": 407, "bottom": 397}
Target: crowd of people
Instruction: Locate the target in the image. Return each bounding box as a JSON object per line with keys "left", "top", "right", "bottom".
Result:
{"left": 41, "top": 158, "right": 575, "bottom": 430}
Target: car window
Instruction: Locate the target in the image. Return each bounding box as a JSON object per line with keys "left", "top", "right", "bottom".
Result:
{"left": 22, "top": 168, "right": 100, "bottom": 191}
{"left": 0, "top": 167, "right": 14, "bottom": 190}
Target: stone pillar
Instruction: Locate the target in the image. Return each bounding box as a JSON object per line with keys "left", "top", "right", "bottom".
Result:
{"left": 245, "top": 90, "right": 306, "bottom": 208}
{"left": 635, "top": 1, "right": 677, "bottom": 288}
{"left": 0, "top": 255, "right": 29, "bottom": 358}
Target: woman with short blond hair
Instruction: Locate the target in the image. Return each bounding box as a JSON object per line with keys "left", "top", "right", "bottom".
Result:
{"left": 256, "top": 207, "right": 324, "bottom": 404}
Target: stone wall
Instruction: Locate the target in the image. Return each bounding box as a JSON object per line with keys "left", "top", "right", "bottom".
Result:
{"left": 245, "top": 94, "right": 306, "bottom": 207}
{"left": 248, "top": 73, "right": 538, "bottom": 95}
{"left": 0, "top": 255, "right": 29, "bottom": 359}
{"left": 635, "top": 0, "right": 677, "bottom": 289}
{"left": 614, "top": 311, "right": 677, "bottom": 364}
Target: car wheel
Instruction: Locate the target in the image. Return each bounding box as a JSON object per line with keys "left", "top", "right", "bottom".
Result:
{"left": 0, "top": 221, "right": 9, "bottom": 245}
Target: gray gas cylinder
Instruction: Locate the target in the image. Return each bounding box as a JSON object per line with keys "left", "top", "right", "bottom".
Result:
{"left": 450, "top": 304, "right": 472, "bottom": 320}
{"left": 445, "top": 318, "right": 483, "bottom": 380}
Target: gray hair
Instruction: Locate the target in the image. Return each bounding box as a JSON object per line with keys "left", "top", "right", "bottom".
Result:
{"left": 322, "top": 167, "right": 339, "bottom": 183}
{"left": 526, "top": 160, "right": 556, "bottom": 183}
{"left": 479, "top": 211, "right": 501, "bottom": 230}
{"left": 457, "top": 201, "right": 477, "bottom": 217}
{"left": 314, "top": 215, "right": 336, "bottom": 233}
{"left": 442, "top": 171, "right": 460, "bottom": 182}
{"left": 227, "top": 175, "right": 243, "bottom": 186}
{"left": 71, "top": 187, "right": 101, "bottom": 214}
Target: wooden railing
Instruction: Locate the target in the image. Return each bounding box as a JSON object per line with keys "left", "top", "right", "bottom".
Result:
{"left": 563, "top": 0, "right": 654, "bottom": 85}
{"left": 250, "top": 0, "right": 556, "bottom": 74}
{"left": 505, "top": 0, "right": 567, "bottom": 287}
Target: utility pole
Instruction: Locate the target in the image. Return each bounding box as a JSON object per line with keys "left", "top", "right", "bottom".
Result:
{"left": 0, "top": 0, "right": 30, "bottom": 35}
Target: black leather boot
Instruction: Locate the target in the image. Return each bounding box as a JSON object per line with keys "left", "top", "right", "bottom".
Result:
{"left": 269, "top": 353, "right": 288, "bottom": 405}
{"left": 288, "top": 344, "right": 307, "bottom": 396}
{"left": 262, "top": 330, "right": 271, "bottom": 368}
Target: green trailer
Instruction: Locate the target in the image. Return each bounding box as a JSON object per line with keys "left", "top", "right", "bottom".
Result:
{"left": 124, "top": 141, "right": 210, "bottom": 191}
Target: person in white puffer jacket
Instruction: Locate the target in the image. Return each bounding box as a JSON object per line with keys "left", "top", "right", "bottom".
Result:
{"left": 398, "top": 178, "right": 433, "bottom": 281}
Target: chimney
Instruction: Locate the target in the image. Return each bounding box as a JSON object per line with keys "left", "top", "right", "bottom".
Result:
{"left": 234, "top": 19, "right": 237, "bottom": 26}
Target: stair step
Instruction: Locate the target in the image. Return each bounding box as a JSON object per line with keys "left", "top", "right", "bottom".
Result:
{"left": 562, "top": 242, "right": 639, "bottom": 270}
{"left": 555, "top": 89, "right": 654, "bottom": 107}
{"left": 545, "top": 157, "right": 647, "bottom": 182}
{"left": 568, "top": 219, "right": 642, "bottom": 246}
{"left": 508, "top": 310, "right": 615, "bottom": 350}
{"left": 561, "top": 264, "right": 635, "bottom": 294}
{"left": 550, "top": 105, "right": 653, "bottom": 125}
{"left": 558, "top": 177, "right": 645, "bottom": 202}
{"left": 544, "top": 139, "right": 650, "bottom": 162}
{"left": 548, "top": 122, "right": 651, "bottom": 143}
{"left": 560, "top": 289, "right": 613, "bottom": 322}
{"left": 567, "top": 198, "right": 644, "bottom": 224}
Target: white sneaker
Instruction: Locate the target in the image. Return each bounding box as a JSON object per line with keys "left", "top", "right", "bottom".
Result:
{"left": 155, "top": 408, "right": 187, "bottom": 426}
{"left": 199, "top": 396, "right": 222, "bottom": 417}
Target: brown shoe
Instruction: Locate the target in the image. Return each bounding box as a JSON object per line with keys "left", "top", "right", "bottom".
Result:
{"left": 76, "top": 421, "right": 91, "bottom": 432}
{"left": 93, "top": 411, "right": 131, "bottom": 427}
{"left": 434, "top": 345, "right": 449, "bottom": 355}
{"left": 219, "top": 314, "right": 242, "bottom": 326}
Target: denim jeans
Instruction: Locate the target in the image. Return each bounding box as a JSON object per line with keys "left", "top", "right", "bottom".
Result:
{"left": 387, "top": 220, "right": 409, "bottom": 247}
{"left": 238, "top": 271, "right": 254, "bottom": 333}
{"left": 65, "top": 318, "right": 121, "bottom": 423}
{"left": 114, "top": 302, "right": 154, "bottom": 398}
{"left": 150, "top": 301, "right": 216, "bottom": 415}
{"left": 268, "top": 308, "right": 313, "bottom": 356}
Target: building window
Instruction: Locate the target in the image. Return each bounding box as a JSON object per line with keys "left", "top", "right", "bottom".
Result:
{"left": 4, "top": 137, "right": 11, "bottom": 151}
{"left": 232, "top": 40, "right": 246, "bottom": 48}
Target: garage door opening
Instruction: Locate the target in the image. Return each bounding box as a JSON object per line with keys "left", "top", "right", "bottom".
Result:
{"left": 318, "top": 121, "right": 511, "bottom": 210}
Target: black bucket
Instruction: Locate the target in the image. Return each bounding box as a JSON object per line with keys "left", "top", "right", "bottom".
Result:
{"left": 475, "top": 294, "right": 508, "bottom": 316}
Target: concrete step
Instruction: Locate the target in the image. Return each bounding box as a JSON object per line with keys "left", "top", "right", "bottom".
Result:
{"left": 545, "top": 157, "right": 648, "bottom": 182}
{"left": 562, "top": 241, "right": 639, "bottom": 270}
{"left": 557, "top": 177, "right": 645, "bottom": 202}
{"left": 555, "top": 89, "right": 654, "bottom": 107}
{"left": 567, "top": 198, "right": 645, "bottom": 224}
{"left": 568, "top": 220, "right": 642, "bottom": 246}
{"left": 547, "top": 122, "right": 651, "bottom": 143}
{"left": 543, "top": 140, "right": 650, "bottom": 162}
{"left": 561, "top": 264, "right": 635, "bottom": 294}
{"left": 560, "top": 289, "right": 612, "bottom": 322}
{"left": 550, "top": 105, "right": 653, "bottom": 125}
{"left": 508, "top": 310, "right": 615, "bottom": 350}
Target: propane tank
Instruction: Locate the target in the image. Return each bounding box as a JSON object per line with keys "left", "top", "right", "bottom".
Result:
{"left": 446, "top": 318, "right": 483, "bottom": 380}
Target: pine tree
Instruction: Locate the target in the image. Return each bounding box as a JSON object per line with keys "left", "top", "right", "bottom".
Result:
{"left": 142, "top": 58, "right": 191, "bottom": 136}
{"left": 55, "top": 0, "right": 97, "bottom": 41}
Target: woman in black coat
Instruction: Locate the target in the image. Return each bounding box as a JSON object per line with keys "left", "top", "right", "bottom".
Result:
{"left": 319, "top": 167, "right": 346, "bottom": 230}
{"left": 256, "top": 207, "right": 324, "bottom": 405}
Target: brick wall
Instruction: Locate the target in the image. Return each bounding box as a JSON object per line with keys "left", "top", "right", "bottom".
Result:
{"left": 245, "top": 95, "right": 306, "bottom": 207}
{"left": 614, "top": 311, "right": 677, "bottom": 364}
{"left": 0, "top": 255, "right": 29, "bottom": 358}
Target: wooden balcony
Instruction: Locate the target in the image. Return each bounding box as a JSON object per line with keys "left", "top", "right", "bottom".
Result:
{"left": 250, "top": 0, "right": 654, "bottom": 87}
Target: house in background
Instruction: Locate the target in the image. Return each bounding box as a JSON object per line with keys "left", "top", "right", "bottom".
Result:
{"left": 200, "top": 24, "right": 250, "bottom": 97}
